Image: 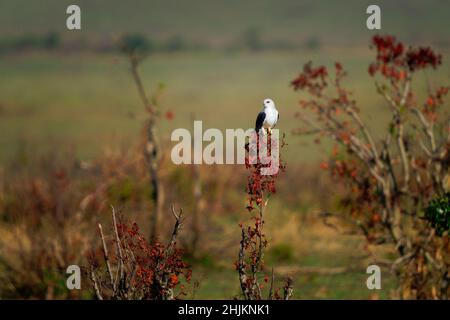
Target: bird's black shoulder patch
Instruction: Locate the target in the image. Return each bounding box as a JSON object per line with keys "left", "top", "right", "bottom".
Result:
{"left": 255, "top": 111, "right": 266, "bottom": 132}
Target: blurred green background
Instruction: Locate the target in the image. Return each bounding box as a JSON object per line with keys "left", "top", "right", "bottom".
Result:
{"left": 0, "top": 0, "right": 449, "bottom": 163}
{"left": 0, "top": 0, "right": 449, "bottom": 299}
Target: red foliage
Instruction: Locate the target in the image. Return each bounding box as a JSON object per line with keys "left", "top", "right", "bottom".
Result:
{"left": 291, "top": 62, "right": 328, "bottom": 94}
{"left": 406, "top": 47, "right": 441, "bottom": 71}
{"left": 372, "top": 35, "right": 404, "bottom": 64}
{"left": 244, "top": 132, "right": 285, "bottom": 211}
{"left": 116, "top": 220, "right": 191, "bottom": 297}
{"left": 165, "top": 110, "right": 174, "bottom": 120}
{"left": 291, "top": 34, "right": 450, "bottom": 299}
{"left": 237, "top": 131, "right": 289, "bottom": 300}
{"left": 368, "top": 34, "right": 442, "bottom": 80}
{"left": 88, "top": 214, "right": 191, "bottom": 300}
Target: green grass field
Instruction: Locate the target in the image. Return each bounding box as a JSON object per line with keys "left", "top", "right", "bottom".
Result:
{"left": 1, "top": 49, "right": 448, "bottom": 165}
{"left": 1, "top": 0, "right": 449, "bottom": 164}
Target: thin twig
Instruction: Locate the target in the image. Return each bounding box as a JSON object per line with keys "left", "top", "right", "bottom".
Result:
{"left": 90, "top": 267, "right": 103, "bottom": 300}
{"left": 167, "top": 205, "right": 184, "bottom": 255}
{"left": 98, "top": 223, "right": 115, "bottom": 293}
{"left": 111, "top": 205, "right": 124, "bottom": 289}
{"left": 268, "top": 267, "right": 275, "bottom": 300}
{"left": 283, "top": 277, "right": 294, "bottom": 300}
{"left": 238, "top": 228, "right": 249, "bottom": 300}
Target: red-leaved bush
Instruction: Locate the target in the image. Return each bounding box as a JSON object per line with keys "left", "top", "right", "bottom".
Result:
{"left": 237, "top": 132, "right": 292, "bottom": 300}
{"left": 292, "top": 35, "right": 449, "bottom": 299}
{"left": 89, "top": 206, "right": 191, "bottom": 300}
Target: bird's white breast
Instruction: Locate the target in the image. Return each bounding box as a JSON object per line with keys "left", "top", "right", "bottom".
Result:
{"left": 263, "top": 107, "right": 278, "bottom": 128}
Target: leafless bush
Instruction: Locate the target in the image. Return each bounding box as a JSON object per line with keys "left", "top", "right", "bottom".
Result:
{"left": 120, "top": 34, "right": 165, "bottom": 241}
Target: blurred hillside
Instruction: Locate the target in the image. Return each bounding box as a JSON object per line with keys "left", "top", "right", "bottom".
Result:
{"left": 1, "top": 0, "right": 449, "bottom": 50}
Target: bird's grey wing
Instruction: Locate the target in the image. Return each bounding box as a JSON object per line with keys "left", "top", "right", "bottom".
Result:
{"left": 255, "top": 112, "right": 266, "bottom": 132}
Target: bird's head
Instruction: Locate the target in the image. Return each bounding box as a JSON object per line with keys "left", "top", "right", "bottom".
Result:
{"left": 263, "top": 98, "right": 275, "bottom": 109}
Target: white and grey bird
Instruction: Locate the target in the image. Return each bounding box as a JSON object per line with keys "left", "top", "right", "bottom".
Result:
{"left": 255, "top": 98, "right": 279, "bottom": 134}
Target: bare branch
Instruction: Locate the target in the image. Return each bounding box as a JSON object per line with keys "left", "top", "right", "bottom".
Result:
{"left": 410, "top": 107, "right": 437, "bottom": 151}
{"left": 396, "top": 120, "right": 410, "bottom": 189}
{"left": 238, "top": 228, "right": 249, "bottom": 300}
{"left": 90, "top": 267, "right": 103, "bottom": 300}
{"left": 111, "top": 205, "right": 124, "bottom": 288}
{"left": 98, "top": 223, "right": 115, "bottom": 293}
{"left": 268, "top": 267, "right": 275, "bottom": 300}
{"left": 166, "top": 205, "right": 184, "bottom": 256}
{"left": 283, "top": 277, "right": 294, "bottom": 300}
{"left": 128, "top": 54, "right": 163, "bottom": 241}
